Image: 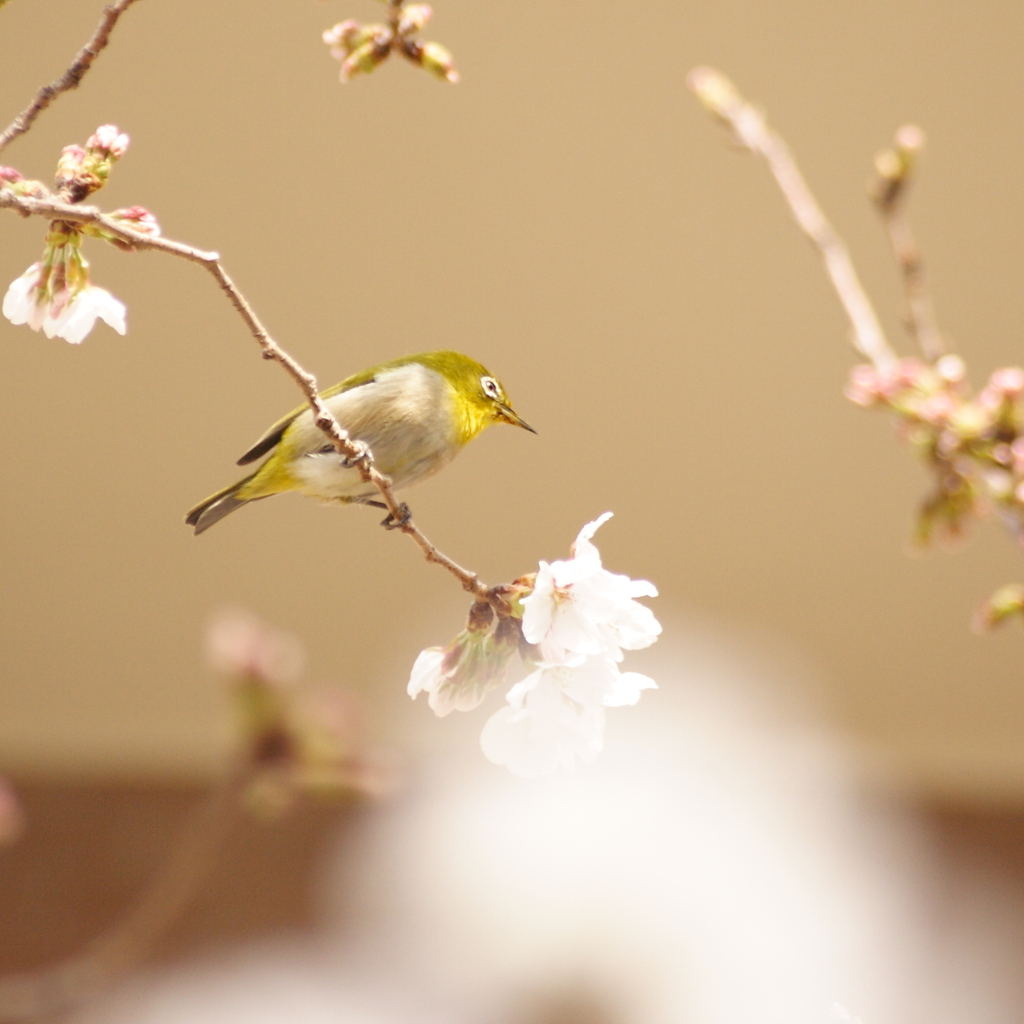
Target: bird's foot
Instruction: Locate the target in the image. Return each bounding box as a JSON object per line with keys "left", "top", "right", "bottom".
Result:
{"left": 339, "top": 441, "right": 370, "bottom": 468}
{"left": 380, "top": 502, "right": 412, "bottom": 530}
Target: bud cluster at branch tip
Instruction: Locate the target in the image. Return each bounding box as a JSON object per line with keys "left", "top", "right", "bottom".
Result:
{"left": 846, "top": 356, "right": 1024, "bottom": 548}
{"left": 207, "top": 609, "right": 394, "bottom": 817}
{"left": 322, "top": 1, "right": 458, "bottom": 83}
{"left": 2, "top": 125, "right": 162, "bottom": 344}
{"left": 409, "top": 514, "right": 660, "bottom": 778}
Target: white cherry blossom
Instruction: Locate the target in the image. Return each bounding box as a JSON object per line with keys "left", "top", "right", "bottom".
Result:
{"left": 521, "top": 512, "right": 661, "bottom": 662}
{"left": 3, "top": 263, "right": 125, "bottom": 344}
{"left": 480, "top": 654, "right": 656, "bottom": 778}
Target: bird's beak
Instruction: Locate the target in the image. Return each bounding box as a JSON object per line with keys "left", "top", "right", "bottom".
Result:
{"left": 497, "top": 404, "right": 537, "bottom": 434}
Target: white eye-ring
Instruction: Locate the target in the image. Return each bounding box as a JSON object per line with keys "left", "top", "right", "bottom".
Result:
{"left": 481, "top": 376, "right": 501, "bottom": 400}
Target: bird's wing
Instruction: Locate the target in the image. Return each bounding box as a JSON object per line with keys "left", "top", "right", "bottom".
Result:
{"left": 235, "top": 366, "right": 380, "bottom": 466}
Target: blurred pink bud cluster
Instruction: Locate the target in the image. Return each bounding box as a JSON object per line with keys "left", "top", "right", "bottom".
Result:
{"left": 206, "top": 609, "right": 393, "bottom": 816}
{"left": 322, "top": 2, "right": 458, "bottom": 84}
{"left": 846, "top": 355, "right": 1024, "bottom": 547}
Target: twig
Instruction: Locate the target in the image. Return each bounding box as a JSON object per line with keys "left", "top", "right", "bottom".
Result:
{"left": 0, "top": 767, "right": 250, "bottom": 1022}
{"left": 687, "top": 67, "right": 898, "bottom": 373}
{"left": 869, "top": 125, "right": 944, "bottom": 363}
{"left": 0, "top": 188, "right": 493, "bottom": 603}
{"left": 0, "top": 0, "right": 143, "bottom": 155}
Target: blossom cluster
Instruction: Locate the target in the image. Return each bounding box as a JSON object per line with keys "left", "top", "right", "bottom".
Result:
{"left": 207, "top": 609, "right": 393, "bottom": 815}
{"left": 409, "top": 514, "right": 660, "bottom": 778}
{"left": 2, "top": 126, "right": 160, "bottom": 345}
{"left": 323, "top": 2, "right": 458, "bottom": 83}
{"left": 846, "top": 354, "right": 1024, "bottom": 546}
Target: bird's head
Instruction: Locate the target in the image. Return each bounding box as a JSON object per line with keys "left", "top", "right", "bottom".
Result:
{"left": 421, "top": 350, "right": 536, "bottom": 444}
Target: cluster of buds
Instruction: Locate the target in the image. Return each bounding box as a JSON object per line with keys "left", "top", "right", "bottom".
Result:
{"left": 207, "top": 609, "right": 392, "bottom": 817}
{"left": 322, "top": 2, "right": 458, "bottom": 83}
{"left": 409, "top": 514, "right": 660, "bottom": 778}
{"left": 408, "top": 597, "right": 528, "bottom": 717}
{"left": 53, "top": 124, "right": 129, "bottom": 203}
{"left": 845, "top": 354, "right": 1024, "bottom": 546}
{"left": 2, "top": 126, "right": 161, "bottom": 344}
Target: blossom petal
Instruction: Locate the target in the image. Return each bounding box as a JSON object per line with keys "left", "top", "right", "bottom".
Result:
{"left": 407, "top": 647, "right": 445, "bottom": 698}
{"left": 44, "top": 286, "right": 126, "bottom": 344}
{"left": 604, "top": 669, "right": 657, "bottom": 707}
{"left": 520, "top": 562, "right": 557, "bottom": 643}
{"left": 2, "top": 265, "right": 42, "bottom": 329}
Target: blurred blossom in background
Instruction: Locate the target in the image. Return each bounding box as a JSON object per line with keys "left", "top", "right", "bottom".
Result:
{"left": 77, "top": 617, "right": 1022, "bottom": 1024}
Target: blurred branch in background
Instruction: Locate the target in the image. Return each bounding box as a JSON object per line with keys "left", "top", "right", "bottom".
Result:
{"left": 0, "top": 611, "right": 387, "bottom": 1023}
{"left": 689, "top": 67, "right": 1024, "bottom": 624}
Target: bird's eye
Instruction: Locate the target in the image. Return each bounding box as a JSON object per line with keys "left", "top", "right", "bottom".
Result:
{"left": 481, "top": 376, "right": 501, "bottom": 400}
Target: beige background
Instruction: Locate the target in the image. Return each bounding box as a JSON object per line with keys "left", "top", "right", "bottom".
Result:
{"left": 2, "top": 0, "right": 1024, "bottom": 800}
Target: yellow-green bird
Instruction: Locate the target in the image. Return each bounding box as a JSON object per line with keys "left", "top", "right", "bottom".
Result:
{"left": 185, "top": 350, "right": 534, "bottom": 534}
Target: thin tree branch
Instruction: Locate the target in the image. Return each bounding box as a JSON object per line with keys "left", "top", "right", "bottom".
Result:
{"left": 0, "top": 767, "right": 250, "bottom": 1022}
{"left": 0, "top": 188, "right": 493, "bottom": 603}
{"left": 687, "top": 67, "right": 898, "bottom": 373}
{"left": 0, "top": 0, "right": 143, "bottom": 155}
{"left": 869, "top": 125, "right": 944, "bottom": 363}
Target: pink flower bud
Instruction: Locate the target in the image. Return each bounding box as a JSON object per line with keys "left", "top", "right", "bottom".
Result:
{"left": 56, "top": 144, "right": 86, "bottom": 175}
{"left": 917, "top": 392, "right": 955, "bottom": 426}
{"left": 0, "top": 166, "right": 23, "bottom": 184}
{"left": 896, "top": 357, "right": 929, "bottom": 390}
{"left": 844, "top": 364, "right": 882, "bottom": 406}
{"left": 340, "top": 33, "right": 392, "bottom": 81}
{"left": 935, "top": 354, "right": 966, "bottom": 385}
{"left": 973, "top": 583, "right": 1024, "bottom": 632}
{"left": 990, "top": 366, "right": 1024, "bottom": 398}
{"left": 112, "top": 205, "right": 161, "bottom": 237}
{"left": 323, "top": 19, "right": 361, "bottom": 50}
{"left": 398, "top": 4, "right": 433, "bottom": 35}
{"left": 419, "top": 40, "right": 459, "bottom": 82}
{"left": 895, "top": 124, "right": 925, "bottom": 155}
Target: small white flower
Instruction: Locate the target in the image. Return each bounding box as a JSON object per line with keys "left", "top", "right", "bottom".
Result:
{"left": 42, "top": 284, "right": 126, "bottom": 344}
{"left": 521, "top": 512, "right": 661, "bottom": 663}
{"left": 3, "top": 263, "right": 125, "bottom": 344}
{"left": 480, "top": 655, "right": 655, "bottom": 778}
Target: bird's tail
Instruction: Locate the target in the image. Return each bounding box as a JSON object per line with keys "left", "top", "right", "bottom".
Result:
{"left": 185, "top": 472, "right": 259, "bottom": 535}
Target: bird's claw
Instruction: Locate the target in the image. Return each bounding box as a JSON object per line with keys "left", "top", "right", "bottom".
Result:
{"left": 380, "top": 503, "right": 412, "bottom": 530}
{"left": 339, "top": 441, "right": 370, "bottom": 469}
